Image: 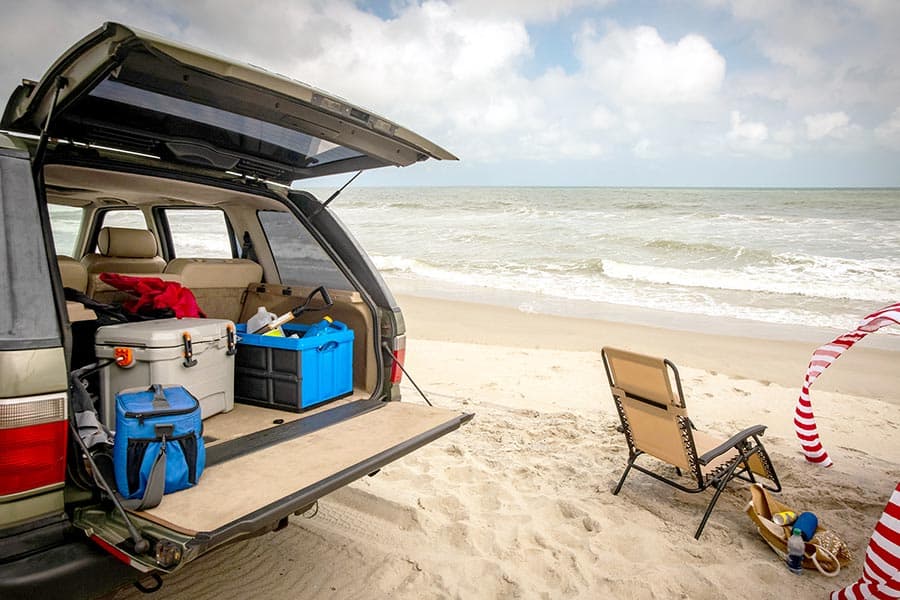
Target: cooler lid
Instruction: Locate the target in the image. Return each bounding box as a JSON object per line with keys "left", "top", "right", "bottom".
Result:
{"left": 95, "top": 318, "right": 231, "bottom": 348}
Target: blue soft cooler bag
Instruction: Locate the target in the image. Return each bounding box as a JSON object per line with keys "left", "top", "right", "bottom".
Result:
{"left": 113, "top": 384, "right": 205, "bottom": 509}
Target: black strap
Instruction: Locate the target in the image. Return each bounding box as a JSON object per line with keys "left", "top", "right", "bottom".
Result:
{"left": 64, "top": 287, "right": 130, "bottom": 324}
{"left": 241, "top": 231, "right": 257, "bottom": 262}
{"left": 63, "top": 287, "right": 174, "bottom": 323}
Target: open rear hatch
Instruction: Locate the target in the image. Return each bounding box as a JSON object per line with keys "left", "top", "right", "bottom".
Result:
{"left": 75, "top": 399, "right": 471, "bottom": 572}
{"left": 2, "top": 22, "right": 456, "bottom": 183}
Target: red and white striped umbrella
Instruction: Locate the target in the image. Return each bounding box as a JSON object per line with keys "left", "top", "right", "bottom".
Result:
{"left": 794, "top": 302, "right": 900, "bottom": 467}
{"left": 790, "top": 302, "right": 899, "bottom": 598}
{"left": 832, "top": 482, "right": 900, "bottom": 600}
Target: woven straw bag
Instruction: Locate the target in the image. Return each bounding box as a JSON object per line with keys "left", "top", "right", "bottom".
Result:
{"left": 745, "top": 483, "right": 852, "bottom": 576}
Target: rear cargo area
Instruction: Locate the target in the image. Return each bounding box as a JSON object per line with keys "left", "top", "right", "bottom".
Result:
{"left": 44, "top": 165, "right": 474, "bottom": 557}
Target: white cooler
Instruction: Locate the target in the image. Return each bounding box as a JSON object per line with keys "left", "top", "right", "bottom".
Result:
{"left": 95, "top": 318, "right": 236, "bottom": 429}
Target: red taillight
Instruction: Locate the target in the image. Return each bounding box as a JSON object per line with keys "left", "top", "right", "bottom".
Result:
{"left": 389, "top": 335, "right": 406, "bottom": 384}
{"left": 0, "top": 393, "right": 67, "bottom": 496}
{"left": 390, "top": 347, "right": 406, "bottom": 384}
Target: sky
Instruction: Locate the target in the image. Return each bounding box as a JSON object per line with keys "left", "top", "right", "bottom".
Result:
{"left": 1, "top": 0, "right": 899, "bottom": 187}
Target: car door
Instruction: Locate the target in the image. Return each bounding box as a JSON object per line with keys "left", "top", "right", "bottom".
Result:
{"left": 1, "top": 22, "right": 456, "bottom": 186}
{"left": 0, "top": 147, "right": 69, "bottom": 531}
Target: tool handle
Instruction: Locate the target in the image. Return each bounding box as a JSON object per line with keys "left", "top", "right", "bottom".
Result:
{"left": 251, "top": 286, "right": 334, "bottom": 334}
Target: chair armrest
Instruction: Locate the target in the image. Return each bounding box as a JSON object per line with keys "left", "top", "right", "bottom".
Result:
{"left": 697, "top": 424, "right": 767, "bottom": 466}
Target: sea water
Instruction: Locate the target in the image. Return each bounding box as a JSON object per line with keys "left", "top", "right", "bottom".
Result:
{"left": 327, "top": 187, "right": 900, "bottom": 340}
{"left": 49, "top": 187, "right": 900, "bottom": 342}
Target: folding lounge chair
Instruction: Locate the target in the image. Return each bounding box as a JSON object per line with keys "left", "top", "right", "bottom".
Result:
{"left": 601, "top": 347, "right": 781, "bottom": 539}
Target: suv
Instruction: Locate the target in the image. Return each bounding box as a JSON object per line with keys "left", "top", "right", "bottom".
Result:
{"left": 0, "top": 22, "right": 470, "bottom": 599}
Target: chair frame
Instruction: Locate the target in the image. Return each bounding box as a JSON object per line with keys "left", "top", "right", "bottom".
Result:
{"left": 601, "top": 347, "right": 782, "bottom": 539}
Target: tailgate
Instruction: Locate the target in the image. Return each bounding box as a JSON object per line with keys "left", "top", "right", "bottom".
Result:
{"left": 76, "top": 400, "right": 471, "bottom": 569}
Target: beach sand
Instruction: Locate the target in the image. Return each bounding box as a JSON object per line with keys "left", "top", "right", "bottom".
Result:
{"left": 111, "top": 294, "right": 900, "bottom": 599}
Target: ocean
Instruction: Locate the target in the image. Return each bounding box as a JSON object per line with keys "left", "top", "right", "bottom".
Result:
{"left": 327, "top": 187, "right": 900, "bottom": 340}
{"left": 49, "top": 187, "right": 900, "bottom": 342}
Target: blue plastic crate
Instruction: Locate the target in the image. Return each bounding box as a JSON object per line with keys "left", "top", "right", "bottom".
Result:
{"left": 234, "top": 321, "right": 354, "bottom": 411}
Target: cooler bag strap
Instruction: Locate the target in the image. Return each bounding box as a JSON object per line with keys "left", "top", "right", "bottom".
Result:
{"left": 120, "top": 434, "right": 168, "bottom": 511}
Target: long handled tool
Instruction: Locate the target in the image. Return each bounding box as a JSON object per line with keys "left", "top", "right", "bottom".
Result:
{"left": 250, "top": 285, "right": 333, "bottom": 334}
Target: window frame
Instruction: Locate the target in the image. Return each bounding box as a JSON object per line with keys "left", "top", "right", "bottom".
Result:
{"left": 153, "top": 206, "right": 238, "bottom": 262}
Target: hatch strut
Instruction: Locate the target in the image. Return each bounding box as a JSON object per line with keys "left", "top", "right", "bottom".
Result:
{"left": 31, "top": 76, "right": 68, "bottom": 177}
{"left": 312, "top": 170, "right": 362, "bottom": 216}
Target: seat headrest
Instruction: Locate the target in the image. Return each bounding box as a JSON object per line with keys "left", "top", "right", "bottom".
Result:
{"left": 57, "top": 255, "right": 87, "bottom": 292}
{"left": 97, "top": 227, "right": 158, "bottom": 258}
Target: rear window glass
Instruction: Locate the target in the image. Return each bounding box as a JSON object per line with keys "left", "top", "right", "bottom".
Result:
{"left": 99, "top": 209, "right": 147, "bottom": 230}
{"left": 90, "top": 79, "right": 364, "bottom": 168}
{"left": 258, "top": 211, "right": 351, "bottom": 289}
{"left": 48, "top": 204, "right": 82, "bottom": 257}
{"left": 161, "top": 209, "right": 234, "bottom": 258}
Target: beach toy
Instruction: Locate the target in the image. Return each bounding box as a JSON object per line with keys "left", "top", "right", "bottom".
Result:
{"left": 772, "top": 510, "right": 796, "bottom": 526}
{"left": 793, "top": 512, "right": 818, "bottom": 541}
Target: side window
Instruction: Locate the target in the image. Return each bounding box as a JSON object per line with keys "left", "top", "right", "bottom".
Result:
{"left": 48, "top": 204, "right": 82, "bottom": 257}
{"left": 258, "top": 211, "right": 351, "bottom": 289}
{"left": 161, "top": 209, "right": 234, "bottom": 258}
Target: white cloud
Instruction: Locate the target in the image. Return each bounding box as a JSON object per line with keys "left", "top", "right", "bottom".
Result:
{"left": 589, "top": 105, "right": 615, "bottom": 129}
{"left": 804, "top": 112, "right": 852, "bottom": 140}
{"left": 633, "top": 138, "right": 662, "bottom": 158}
{"left": 0, "top": 0, "right": 897, "bottom": 184}
{"left": 452, "top": 0, "right": 612, "bottom": 22}
{"left": 728, "top": 110, "right": 768, "bottom": 144}
{"left": 575, "top": 23, "right": 726, "bottom": 104}
{"left": 874, "top": 107, "right": 900, "bottom": 150}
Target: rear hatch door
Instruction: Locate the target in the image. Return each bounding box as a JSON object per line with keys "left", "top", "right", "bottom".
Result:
{"left": 2, "top": 22, "right": 456, "bottom": 184}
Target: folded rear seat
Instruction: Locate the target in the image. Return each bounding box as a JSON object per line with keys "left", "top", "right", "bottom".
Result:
{"left": 164, "top": 258, "right": 263, "bottom": 321}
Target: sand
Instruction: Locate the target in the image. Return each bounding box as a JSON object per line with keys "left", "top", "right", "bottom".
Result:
{"left": 111, "top": 294, "right": 900, "bottom": 599}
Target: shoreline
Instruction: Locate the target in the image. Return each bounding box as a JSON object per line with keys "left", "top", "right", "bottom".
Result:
{"left": 386, "top": 276, "right": 900, "bottom": 351}
{"left": 396, "top": 292, "right": 900, "bottom": 402}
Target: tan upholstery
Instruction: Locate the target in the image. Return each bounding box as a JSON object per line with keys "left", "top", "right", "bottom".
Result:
{"left": 57, "top": 257, "right": 95, "bottom": 321}
{"left": 165, "top": 258, "right": 263, "bottom": 288}
{"left": 57, "top": 255, "right": 87, "bottom": 292}
{"left": 65, "top": 301, "right": 96, "bottom": 322}
{"left": 164, "top": 258, "right": 263, "bottom": 321}
{"left": 81, "top": 227, "right": 165, "bottom": 275}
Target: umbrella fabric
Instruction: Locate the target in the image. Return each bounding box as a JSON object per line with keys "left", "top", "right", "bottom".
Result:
{"left": 793, "top": 302, "right": 900, "bottom": 467}
{"left": 832, "top": 481, "right": 900, "bottom": 600}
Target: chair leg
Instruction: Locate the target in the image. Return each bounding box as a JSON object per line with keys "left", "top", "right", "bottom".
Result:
{"left": 613, "top": 454, "right": 638, "bottom": 495}
{"left": 694, "top": 460, "right": 742, "bottom": 540}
